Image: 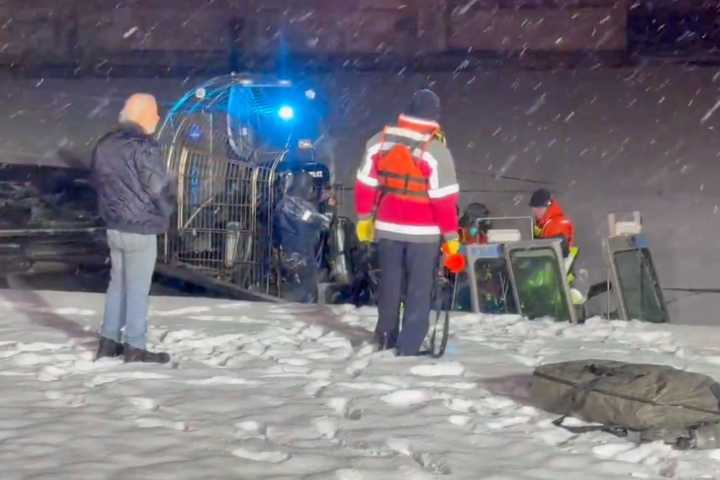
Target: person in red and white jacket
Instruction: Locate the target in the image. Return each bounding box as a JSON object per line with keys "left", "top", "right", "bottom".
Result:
{"left": 354, "top": 89, "right": 461, "bottom": 356}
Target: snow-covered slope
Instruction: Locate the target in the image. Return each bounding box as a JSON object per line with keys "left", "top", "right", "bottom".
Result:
{"left": 3, "top": 289, "right": 720, "bottom": 479}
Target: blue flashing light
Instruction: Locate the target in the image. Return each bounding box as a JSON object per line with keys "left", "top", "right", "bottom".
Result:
{"left": 278, "top": 105, "right": 295, "bottom": 121}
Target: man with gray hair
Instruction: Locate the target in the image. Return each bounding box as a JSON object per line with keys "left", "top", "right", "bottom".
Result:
{"left": 92, "top": 93, "right": 174, "bottom": 363}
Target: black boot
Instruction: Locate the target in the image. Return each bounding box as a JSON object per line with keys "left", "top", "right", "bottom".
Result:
{"left": 124, "top": 345, "right": 171, "bottom": 364}
{"left": 96, "top": 337, "right": 124, "bottom": 360}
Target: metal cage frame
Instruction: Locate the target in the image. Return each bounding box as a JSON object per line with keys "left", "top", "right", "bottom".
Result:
{"left": 156, "top": 75, "right": 308, "bottom": 296}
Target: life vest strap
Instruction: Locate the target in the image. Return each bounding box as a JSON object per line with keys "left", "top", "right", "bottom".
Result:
{"left": 378, "top": 185, "right": 430, "bottom": 199}
{"left": 377, "top": 171, "right": 428, "bottom": 185}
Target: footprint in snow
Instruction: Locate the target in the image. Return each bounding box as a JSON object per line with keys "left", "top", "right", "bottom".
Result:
{"left": 410, "top": 362, "right": 464, "bottom": 377}
{"left": 45, "top": 390, "right": 86, "bottom": 408}
{"left": 328, "top": 397, "right": 363, "bottom": 420}
{"left": 235, "top": 420, "right": 267, "bottom": 438}
{"left": 380, "top": 390, "right": 433, "bottom": 407}
{"left": 37, "top": 365, "right": 67, "bottom": 382}
{"left": 386, "top": 437, "right": 413, "bottom": 456}
{"left": 418, "top": 381, "right": 478, "bottom": 391}
{"left": 615, "top": 442, "right": 674, "bottom": 464}
{"left": 448, "top": 415, "right": 473, "bottom": 427}
{"left": 342, "top": 440, "right": 395, "bottom": 458}
{"left": 86, "top": 371, "right": 171, "bottom": 388}
{"left": 412, "top": 451, "right": 452, "bottom": 476}
{"left": 304, "top": 380, "right": 331, "bottom": 397}
{"left": 186, "top": 376, "right": 260, "bottom": 386}
{"left": 301, "top": 325, "right": 325, "bottom": 340}
{"left": 536, "top": 428, "right": 576, "bottom": 446}
{"left": 152, "top": 306, "right": 210, "bottom": 317}
{"left": 510, "top": 354, "right": 542, "bottom": 367}
{"left": 592, "top": 442, "right": 636, "bottom": 459}
{"left": 231, "top": 446, "right": 290, "bottom": 463}
{"left": 486, "top": 415, "right": 532, "bottom": 430}
{"left": 135, "top": 417, "right": 189, "bottom": 432}
{"left": 479, "top": 396, "right": 517, "bottom": 410}
{"left": 46, "top": 307, "right": 96, "bottom": 316}
{"left": 278, "top": 357, "right": 310, "bottom": 367}
{"left": 354, "top": 343, "right": 376, "bottom": 357}
{"left": 16, "top": 342, "right": 67, "bottom": 353}
{"left": 345, "top": 358, "right": 370, "bottom": 377}
{"left": 333, "top": 469, "right": 368, "bottom": 480}
{"left": 313, "top": 416, "right": 339, "bottom": 440}
{"left": 443, "top": 397, "right": 475, "bottom": 413}
{"left": 12, "top": 353, "right": 53, "bottom": 367}
{"left": 129, "top": 397, "right": 158, "bottom": 411}
{"left": 386, "top": 438, "right": 451, "bottom": 476}
{"left": 244, "top": 342, "right": 268, "bottom": 357}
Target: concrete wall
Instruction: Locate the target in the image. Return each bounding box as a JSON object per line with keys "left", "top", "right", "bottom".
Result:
{"left": 0, "top": 0, "right": 628, "bottom": 70}
{"left": 448, "top": 0, "right": 628, "bottom": 52}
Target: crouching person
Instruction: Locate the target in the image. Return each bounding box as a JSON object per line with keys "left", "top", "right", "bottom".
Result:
{"left": 92, "top": 93, "right": 173, "bottom": 363}
{"left": 273, "top": 172, "right": 331, "bottom": 303}
{"left": 529, "top": 188, "right": 585, "bottom": 308}
{"left": 355, "top": 89, "right": 461, "bottom": 356}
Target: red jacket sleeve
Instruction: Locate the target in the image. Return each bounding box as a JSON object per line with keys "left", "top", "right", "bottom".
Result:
{"left": 355, "top": 137, "right": 381, "bottom": 220}
{"left": 424, "top": 141, "right": 460, "bottom": 241}
{"left": 430, "top": 194, "right": 460, "bottom": 241}
{"left": 544, "top": 219, "right": 575, "bottom": 247}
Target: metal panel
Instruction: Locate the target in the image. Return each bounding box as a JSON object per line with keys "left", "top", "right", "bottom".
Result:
{"left": 477, "top": 216, "right": 535, "bottom": 241}
{"left": 607, "top": 234, "right": 669, "bottom": 323}
{"left": 504, "top": 239, "right": 577, "bottom": 323}
{"left": 464, "top": 243, "right": 506, "bottom": 313}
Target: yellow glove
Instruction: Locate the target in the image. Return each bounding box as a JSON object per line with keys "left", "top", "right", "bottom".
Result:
{"left": 533, "top": 225, "right": 543, "bottom": 238}
{"left": 442, "top": 239, "right": 461, "bottom": 256}
{"left": 356, "top": 219, "right": 375, "bottom": 243}
{"left": 442, "top": 239, "right": 465, "bottom": 273}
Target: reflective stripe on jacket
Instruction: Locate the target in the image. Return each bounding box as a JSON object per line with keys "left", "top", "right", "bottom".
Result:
{"left": 354, "top": 114, "right": 460, "bottom": 243}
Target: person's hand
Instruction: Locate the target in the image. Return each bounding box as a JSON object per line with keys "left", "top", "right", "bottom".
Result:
{"left": 356, "top": 219, "right": 375, "bottom": 243}
{"left": 442, "top": 239, "right": 466, "bottom": 273}
{"left": 442, "top": 239, "right": 461, "bottom": 256}
{"left": 533, "top": 224, "right": 543, "bottom": 238}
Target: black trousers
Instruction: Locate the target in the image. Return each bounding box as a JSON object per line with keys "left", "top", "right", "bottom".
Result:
{"left": 376, "top": 239, "right": 439, "bottom": 356}
{"left": 279, "top": 253, "right": 318, "bottom": 304}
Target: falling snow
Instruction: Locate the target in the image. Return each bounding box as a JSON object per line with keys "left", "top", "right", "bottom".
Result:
{"left": 122, "top": 26, "right": 139, "bottom": 39}
{"left": 700, "top": 98, "right": 720, "bottom": 124}
{"left": 456, "top": 0, "right": 480, "bottom": 16}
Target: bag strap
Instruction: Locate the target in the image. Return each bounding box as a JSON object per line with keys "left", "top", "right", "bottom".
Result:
{"left": 552, "top": 416, "right": 629, "bottom": 438}
{"left": 557, "top": 375, "right": 607, "bottom": 414}
{"left": 553, "top": 415, "right": 708, "bottom": 449}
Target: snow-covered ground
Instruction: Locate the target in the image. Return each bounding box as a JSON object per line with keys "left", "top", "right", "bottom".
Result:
{"left": 4, "top": 289, "right": 720, "bottom": 479}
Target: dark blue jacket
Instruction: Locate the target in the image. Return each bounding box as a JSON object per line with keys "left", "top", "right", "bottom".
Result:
{"left": 91, "top": 123, "right": 174, "bottom": 235}
{"left": 273, "top": 195, "right": 330, "bottom": 261}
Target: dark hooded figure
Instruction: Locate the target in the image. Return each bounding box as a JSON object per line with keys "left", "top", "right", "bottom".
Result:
{"left": 273, "top": 172, "right": 331, "bottom": 303}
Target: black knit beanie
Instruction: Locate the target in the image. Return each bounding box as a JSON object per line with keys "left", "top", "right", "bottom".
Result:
{"left": 529, "top": 188, "right": 553, "bottom": 208}
{"left": 407, "top": 89, "right": 441, "bottom": 122}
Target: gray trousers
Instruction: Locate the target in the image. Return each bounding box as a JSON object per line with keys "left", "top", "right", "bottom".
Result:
{"left": 100, "top": 230, "right": 157, "bottom": 349}
{"left": 376, "top": 239, "right": 440, "bottom": 356}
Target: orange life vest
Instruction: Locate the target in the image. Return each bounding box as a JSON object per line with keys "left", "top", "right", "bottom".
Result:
{"left": 375, "top": 131, "right": 432, "bottom": 203}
